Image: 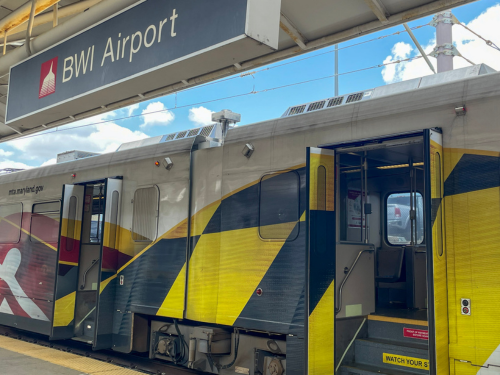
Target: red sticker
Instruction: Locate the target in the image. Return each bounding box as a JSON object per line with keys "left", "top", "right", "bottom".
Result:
{"left": 404, "top": 328, "right": 428, "bottom": 340}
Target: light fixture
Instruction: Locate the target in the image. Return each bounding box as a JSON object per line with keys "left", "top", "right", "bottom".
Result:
{"left": 242, "top": 143, "right": 255, "bottom": 158}
{"left": 455, "top": 106, "right": 467, "bottom": 116}
{"left": 162, "top": 157, "right": 174, "bottom": 170}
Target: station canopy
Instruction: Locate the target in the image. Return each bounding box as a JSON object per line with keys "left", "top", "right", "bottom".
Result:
{"left": 0, "top": 0, "right": 477, "bottom": 142}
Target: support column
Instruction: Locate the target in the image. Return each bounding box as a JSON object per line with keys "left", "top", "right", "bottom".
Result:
{"left": 431, "top": 11, "right": 454, "bottom": 73}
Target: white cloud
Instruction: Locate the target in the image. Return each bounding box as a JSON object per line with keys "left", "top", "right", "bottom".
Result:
{"left": 41, "top": 158, "right": 57, "bottom": 167}
{"left": 127, "top": 103, "right": 140, "bottom": 117}
{"left": 188, "top": 106, "right": 215, "bottom": 126}
{"left": 140, "top": 102, "right": 175, "bottom": 128}
{"left": 0, "top": 149, "right": 13, "bottom": 158}
{"left": 381, "top": 4, "right": 500, "bottom": 84}
{"left": 6, "top": 114, "right": 148, "bottom": 165}
{"left": 0, "top": 160, "right": 33, "bottom": 170}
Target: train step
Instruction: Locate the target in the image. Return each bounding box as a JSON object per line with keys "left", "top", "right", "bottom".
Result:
{"left": 354, "top": 338, "right": 429, "bottom": 374}
{"left": 367, "top": 316, "right": 429, "bottom": 345}
{"left": 340, "top": 362, "right": 426, "bottom": 375}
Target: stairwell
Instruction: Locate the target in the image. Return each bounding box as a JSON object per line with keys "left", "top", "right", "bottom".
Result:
{"left": 340, "top": 316, "right": 429, "bottom": 375}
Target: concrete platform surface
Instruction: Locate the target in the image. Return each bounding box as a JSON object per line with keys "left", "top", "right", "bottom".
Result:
{"left": 0, "top": 335, "right": 142, "bottom": 375}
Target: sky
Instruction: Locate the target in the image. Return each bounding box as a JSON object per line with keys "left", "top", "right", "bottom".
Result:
{"left": 1, "top": 0, "right": 500, "bottom": 169}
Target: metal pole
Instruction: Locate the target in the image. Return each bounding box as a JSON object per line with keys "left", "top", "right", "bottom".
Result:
{"left": 403, "top": 23, "right": 435, "bottom": 74}
{"left": 335, "top": 44, "right": 339, "bottom": 96}
{"left": 53, "top": 4, "right": 59, "bottom": 28}
{"left": 364, "top": 156, "right": 369, "bottom": 244}
{"left": 433, "top": 11, "right": 454, "bottom": 73}
{"left": 25, "top": 0, "right": 37, "bottom": 56}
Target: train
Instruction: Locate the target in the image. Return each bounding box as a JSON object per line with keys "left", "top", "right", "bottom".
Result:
{"left": 0, "top": 63, "right": 499, "bottom": 375}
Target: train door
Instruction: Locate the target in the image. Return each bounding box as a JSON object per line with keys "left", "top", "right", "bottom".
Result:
{"left": 425, "top": 129, "right": 448, "bottom": 374}
{"left": 306, "top": 147, "right": 336, "bottom": 374}
{"left": 308, "top": 133, "right": 447, "bottom": 375}
{"left": 64, "top": 178, "right": 121, "bottom": 349}
{"left": 51, "top": 184, "right": 85, "bottom": 340}
{"left": 93, "top": 178, "right": 122, "bottom": 350}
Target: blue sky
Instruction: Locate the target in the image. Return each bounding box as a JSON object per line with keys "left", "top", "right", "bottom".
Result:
{"left": 2, "top": 0, "right": 499, "bottom": 168}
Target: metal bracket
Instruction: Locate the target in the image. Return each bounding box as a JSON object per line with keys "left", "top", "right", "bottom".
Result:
{"left": 429, "top": 11, "right": 453, "bottom": 27}
{"left": 429, "top": 44, "right": 459, "bottom": 58}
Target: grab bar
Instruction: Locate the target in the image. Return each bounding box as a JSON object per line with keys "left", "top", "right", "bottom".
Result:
{"left": 335, "top": 248, "right": 374, "bottom": 314}
{"left": 80, "top": 259, "right": 99, "bottom": 290}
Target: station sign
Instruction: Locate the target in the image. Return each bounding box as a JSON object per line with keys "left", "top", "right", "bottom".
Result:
{"left": 6, "top": 0, "right": 280, "bottom": 127}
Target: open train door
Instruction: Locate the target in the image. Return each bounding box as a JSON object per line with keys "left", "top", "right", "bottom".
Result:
{"left": 51, "top": 184, "right": 85, "bottom": 340}
{"left": 93, "top": 178, "right": 122, "bottom": 350}
{"left": 306, "top": 147, "right": 336, "bottom": 374}
{"left": 424, "top": 129, "right": 448, "bottom": 374}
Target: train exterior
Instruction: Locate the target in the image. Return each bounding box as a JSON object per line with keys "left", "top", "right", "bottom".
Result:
{"left": 0, "top": 64, "right": 499, "bottom": 375}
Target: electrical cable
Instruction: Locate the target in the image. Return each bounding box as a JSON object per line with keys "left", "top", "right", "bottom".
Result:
{"left": 11, "top": 56, "right": 423, "bottom": 143}
{"left": 177, "top": 24, "right": 430, "bottom": 94}
{"left": 205, "top": 328, "right": 240, "bottom": 370}
{"left": 454, "top": 22, "right": 500, "bottom": 52}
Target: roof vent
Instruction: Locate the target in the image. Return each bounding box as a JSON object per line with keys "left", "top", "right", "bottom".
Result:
{"left": 327, "top": 96, "right": 344, "bottom": 107}
{"left": 288, "top": 105, "right": 306, "bottom": 116}
{"left": 346, "top": 92, "right": 364, "bottom": 103}
{"left": 57, "top": 150, "right": 100, "bottom": 164}
{"left": 200, "top": 125, "right": 215, "bottom": 137}
{"left": 175, "top": 131, "right": 187, "bottom": 139}
{"left": 307, "top": 101, "right": 326, "bottom": 112}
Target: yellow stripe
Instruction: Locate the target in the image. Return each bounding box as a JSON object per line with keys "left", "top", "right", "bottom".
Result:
{"left": 58, "top": 261, "right": 78, "bottom": 266}
{"left": 308, "top": 280, "right": 335, "bottom": 374}
{"left": 157, "top": 264, "right": 186, "bottom": 319}
{"left": 53, "top": 292, "right": 76, "bottom": 327}
{"left": 367, "top": 314, "right": 428, "bottom": 327}
{"left": 100, "top": 274, "right": 116, "bottom": 294}
{"left": 0, "top": 335, "right": 141, "bottom": 374}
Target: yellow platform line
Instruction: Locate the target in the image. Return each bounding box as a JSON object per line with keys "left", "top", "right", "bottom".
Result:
{"left": 0, "top": 336, "right": 141, "bottom": 374}
{"left": 368, "top": 314, "right": 429, "bottom": 327}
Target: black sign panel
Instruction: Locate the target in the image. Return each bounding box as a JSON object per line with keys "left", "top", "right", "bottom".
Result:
{"left": 7, "top": 0, "right": 250, "bottom": 123}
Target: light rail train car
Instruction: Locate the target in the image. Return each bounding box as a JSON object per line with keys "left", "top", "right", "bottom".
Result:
{"left": 0, "top": 64, "right": 499, "bottom": 375}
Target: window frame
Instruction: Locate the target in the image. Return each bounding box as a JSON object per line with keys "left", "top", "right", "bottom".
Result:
{"left": 0, "top": 202, "right": 23, "bottom": 244}
{"left": 30, "top": 200, "right": 61, "bottom": 244}
{"left": 131, "top": 185, "right": 159, "bottom": 243}
{"left": 384, "top": 190, "right": 425, "bottom": 247}
{"left": 258, "top": 170, "right": 301, "bottom": 242}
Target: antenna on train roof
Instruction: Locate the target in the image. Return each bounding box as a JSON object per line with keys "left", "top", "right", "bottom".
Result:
{"left": 212, "top": 109, "right": 241, "bottom": 143}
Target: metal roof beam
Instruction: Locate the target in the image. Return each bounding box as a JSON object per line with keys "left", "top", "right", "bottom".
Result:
{"left": 280, "top": 12, "right": 308, "bottom": 50}
{"left": 363, "top": 0, "right": 389, "bottom": 24}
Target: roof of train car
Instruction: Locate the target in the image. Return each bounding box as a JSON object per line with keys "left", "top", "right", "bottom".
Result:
{"left": 0, "top": 64, "right": 499, "bottom": 185}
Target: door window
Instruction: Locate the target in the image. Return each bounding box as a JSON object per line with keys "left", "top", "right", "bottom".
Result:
{"left": 386, "top": 192, "right": 424, "bottom": 245}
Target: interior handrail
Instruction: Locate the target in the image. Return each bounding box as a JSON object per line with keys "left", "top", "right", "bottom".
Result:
{"left": 80, "top": 258, "right": 99, "bottom": 290}
{"left": 335, "top": 247, "right": 374, "bottom": 314}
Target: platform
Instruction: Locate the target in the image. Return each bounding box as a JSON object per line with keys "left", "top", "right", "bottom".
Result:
{"left": 0, "top": 335, "right": 142, "bottom": 375}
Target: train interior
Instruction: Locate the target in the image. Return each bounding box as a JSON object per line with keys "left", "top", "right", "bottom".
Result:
{"left": 333, "top": 135, "right": 430, "bottom": 372}
{"left": 73, "top": 182, "right": 106, "bottom": 343}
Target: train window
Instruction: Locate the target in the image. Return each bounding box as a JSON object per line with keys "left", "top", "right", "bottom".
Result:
{"left": 132, "top": 187, "right": 158, "bottom": 242}
{"left": 66, "top": 196, "right": 77, "bottom": 251}
{"left": 259, "top": 171, "right": 300, "bottom": 240}
{"left": 30, "top": 201, "right": 61, "bottom": 244}
{"left": 90, "top": 184, "right": 105, "bottom": 244}
{"left": 0, "top": 203, "right": 23, "bottom": 244}
{"left": 386, "top": 192, "right": 424, "bottom": 245}
{"left": 108, "top": 191, "right": 119, "bottom": 249}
